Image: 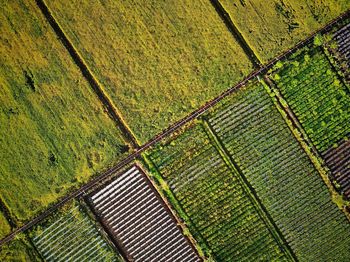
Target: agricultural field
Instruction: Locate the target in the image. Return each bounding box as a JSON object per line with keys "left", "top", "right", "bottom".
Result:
{"left": 207, "top": 81, "right": 350, "bottom": 261}
{"left": 0, "top": 212, "right": 10, "bottom": 239}
{"left": 219, "top": 0, "right": 350, "bottom": 62}
{"left": 89, "top": 166, "right": 200, "bottom": 262}
{"left": 0, "top": 233, "right": 41, "bottom": 262}
{"left": 0, "top": 0, "right": 128, "bottom": 221}
{"left": 322, "top": 139, "right": 350, "bottom": 199}
{"left": 270, "top": 46, "right": 350, "bottom": 152}
{"left": 328, "top": 21, "right": 350, "bottom": 81}
{"left": 147, "top": 124, "right": 292, "bottom": 261}
{"left": 44, "top": 0, "right": 254, "bottom": 143}
{"left": 30, "top": 203, "right": 120, "bottom": 261}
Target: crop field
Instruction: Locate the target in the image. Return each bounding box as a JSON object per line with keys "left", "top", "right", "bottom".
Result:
{"left": 0, "top": 212, "right": 10, "bottom": 239}
{"left": 147, "top": 124, "right": 291, "bottom": 261}
{"left": 330, "top": 22, "right": 350, "bottom": 81}
{"left": 0, "top": 233, "right": 41, "bottom": 261}
{"left": 0, "top": 0, "right": 128, "bottom": 221}
{"left": 219, "top": 0, "right": 350, "bottom": 62}
{"left": 207, "top": 81, "right": 350, "bottom": 261}
{"left": 322, "top": 139, "right": 350, "bottom": 199}
{"left": 44, "top": 0, "right": 254, "bottom": 143}
{"left": 31, "top": 204, "right": 119, "bottom": 262}
{"left": 271, "top": 46, "right": 350, "bottom": 153}
{"left": 89, "top": 166, "right": 200, "bottom": 262}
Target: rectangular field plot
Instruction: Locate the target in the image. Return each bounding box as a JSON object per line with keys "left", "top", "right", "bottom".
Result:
{"left": 31, "top": 206, "right": 119, "bottom": 262}
{"left": 45, "top": 0, "right": 253, "bottom": 143}
{"left": 208, "top": 81, "right": 350, "bottom": 261}
{"left": 323, "top": 139, "right": 350, "bottom": 199}
{"left": 271, "top": 47, "right": 350, "bottom": 152}
{"left": 331, "top": 22, "right": 350, "bottom": 81}
{"left": 148, "top": 125, "right": 291, "bottom": 261}
{"left": 89, "top": 166, "right": 200, "bottom": 262}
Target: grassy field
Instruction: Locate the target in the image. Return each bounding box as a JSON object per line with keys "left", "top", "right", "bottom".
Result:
{"left": 208, "top": 81, "right": 350, "bottom": 261}
{"left": 271, "top": 46, "right": 350, "bottom": 152}
{"left": 219, "top": 0, "right": 350, "bottom": 62}
{"left": 0, "top": 212, "right": 10, "bottom": 239}
{"left": 30, "top": 202, "right": 121, "bottom": 262}
{"left": 0, "top": 0, "right": 128, "bottom": 222}
{"left": 0, "top": 234, "right": 41, "bottom": 262}
{"left": 147, "top": 124, "right": 291, "bottom": 261}
{"left": 45, "top": 0, "right": 254, "bottom": 143}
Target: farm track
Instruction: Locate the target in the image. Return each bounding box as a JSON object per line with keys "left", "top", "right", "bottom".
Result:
{"left": 35, "top": 0, "right": 139, "bottom": 149}
{"left": 0, "top": 6, "right": 349, "bottom": 248}
{"left": 203, "top": 121, "right": 297, "bottom": 261}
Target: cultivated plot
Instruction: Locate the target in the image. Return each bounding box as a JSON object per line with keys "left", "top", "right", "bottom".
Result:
{"left": 45, "top": 0, "right": 253, "bottom": 143}
{"left": 89, "top": 166, "right": 200, "bottom": 262}
{"left": 31, "top": 205, "right": 119, "bottom": 262}
{"left": 323, "top": 139, "right": 350, "bottom": 199}
{"left": 208, "top": 81, "right": 350, "bottom": 261}
{"left": 271, "top": 46, "right": 350, "bottom": 152}
{"left": 0, "top": 0, "right": 128, "bottom": 221}
{"left": 147, "top": 125, "right": 292, "bottom": 261}
{"left": 219, "top": 0, "right": 350, "bottom": 62}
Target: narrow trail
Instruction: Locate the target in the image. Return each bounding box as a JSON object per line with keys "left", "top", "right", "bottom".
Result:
{"left": 0, "top": 6, "right": 349, "bottom": 248}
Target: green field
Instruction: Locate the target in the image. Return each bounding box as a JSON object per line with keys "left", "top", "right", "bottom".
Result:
{"left": 219, "top": 0, "right": 350, "bottom": 62}
{"left": 45, "top": 0, "right": 254, "bottom": 143}
{"left": 0, "top": 234, "right": 41, "bottom": 262}
{"left": 0, "top": 212, "right": 10, "bottom": 239}
{"left": 0, "top": 0, "right": 128, "bottom": 222}
{"left": 147, "top": 124, "right": 291, "bottom": 261}
{"left": 271, "top": 46, "right": 350, "bottom": 152}
{"left": 207, "top": 81, "right": 350, "bottom": 261}
{"left": 30, "top": 203, "right": 121, "bottom": 262}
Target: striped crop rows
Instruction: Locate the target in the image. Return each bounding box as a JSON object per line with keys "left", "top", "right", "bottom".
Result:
{"left": 322, "top": 139, "right": 350, "bottom": 199}
{"left": 271, "top": 47, "right": 350, "bottom": 153}
{"left": 149, "top": 125, "right": 290, "bottom": 261}
{"left": 32, "top": 206, "right": 117, "bottom": 262}
{"left": 89, "top": 166, "right": 200, "bottom": 262}
{"left": 208, "top": 82, "right": 350, "bottom": 261}
{"left": 333, "top": 22, "right": 350, "bottom": 81}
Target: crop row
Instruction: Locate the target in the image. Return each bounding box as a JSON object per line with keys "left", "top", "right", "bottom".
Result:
{"left": 208, "top": 81, "right": 350, "bottom": 261}
{"left": 149, "top": 125, "right": 290, "bottom": 262}
{"left": 90, "top": 166, "right": 199, "bottom": 262}
{"left": 322, "top": 139, "right": 350, "bottom": 199}
{"left": 271, "top": 47, "right": 350, "bottom": 153}
{"left": 31, "top": 205, "right": 117, "bottom": 262}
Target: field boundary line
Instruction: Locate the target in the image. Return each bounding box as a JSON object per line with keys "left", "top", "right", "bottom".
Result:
{"left": 140, "top": 156, "right": 212, "bottom": 261}
{"left": 262, "top": 77, "right": 350, "bottom": 221}
{"left": 202, "top": 120, "right": 297, "bottom": 262}
{"left": 210, "top": 0, "right": 262, "bottom": 67}
{"left": 35, "top": 0, "right": 139, "bottom": 148}
{"left": 0, "top": 8, "right": 349, "bottom": 248}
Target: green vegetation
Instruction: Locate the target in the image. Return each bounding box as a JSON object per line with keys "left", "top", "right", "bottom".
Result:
{"left": 0, "top": 234, "right": 41, "bottom": 262}
{"left": 271, "top": 47, "right": 350, "bottom": 152}
{"left": 219, "top": 0, "right": 350, "bottom": 62}
{"left": 208, "top": 81, "right": 350, "bottom": 261}
{"left": 30, "top": 202, "right": 121, "bottom": 261}
{"left": 0, "top": 0, "right": 128, "bottom": 222}
{"left": 0, "top": 212, "right": 10, "bottom": 239}
{"left": 45, "top": 0, "right": 254, "bottom": 143}
{"left": 147, "top": 124, "right": 291, "bottom": 261}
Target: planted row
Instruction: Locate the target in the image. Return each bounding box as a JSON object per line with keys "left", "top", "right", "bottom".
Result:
{"left": 148, "top": 124, "right": 290, "bottom": 262}
{"left": 208, "top": 81, "right": 350, "bottom": 261}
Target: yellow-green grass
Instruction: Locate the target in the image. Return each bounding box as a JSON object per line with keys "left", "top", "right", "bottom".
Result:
{"left": 219, "top": 0, "right": 350, "bottom": 62}
{"left": 45, "top": 0, "right": 254, "bottom": 143}
{"left": 0, "top": 212, "right": 10, "bottom": 239}
{"left": 0, "top": 234, "right": 41, "bottom": 262}
{"left": 0, "top": 0, "right": 128, "bottom": 222}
